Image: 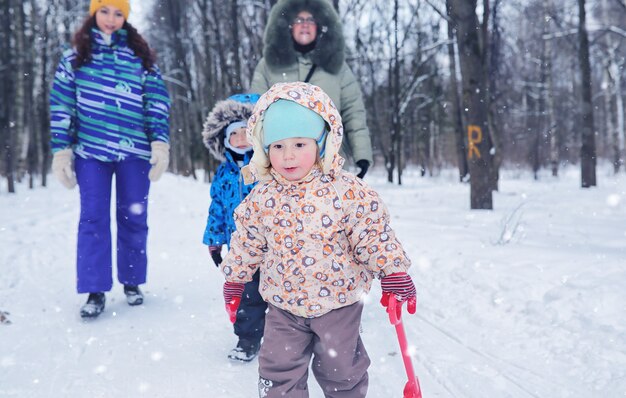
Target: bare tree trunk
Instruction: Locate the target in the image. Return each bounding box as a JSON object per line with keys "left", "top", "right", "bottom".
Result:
{"left": 547, "top": 51, "right": 559, "bottom": 177}
{"left": 604, "top": 67, "right": 619, "bottom": 173}
{"left": 230, "top": 0, "right": 243, "bottom": 92}
{"left": 211, "top": 0, "right": 230, "bottom": 96}
{"left": 535, "top": 13, "right": 550, "bottom": 180}
{"left": 63, "top": 0, "right": 74, "bottom": 44}
{"left": 198, "top": 0, "right": 216, "bottom": 182}
{"left": 386, "top": 57, "right": 395, "bottom": 183}
{"left": 545, "top": 0, "right": 559, "bottom": 177}
{"left": 445, "top": 0, "right": 468, "bottom": 182}
{"left": 162, "top": 0, "right": 198, "bottom": 177}
{"left": 15, "top": 0, "right": 26, "bottom": 184}
{"left": 577, "top": 0, "right": 597, "bottom": 187}
{"left": 614, "top": 58, "right": 625, "bottom": 170}
{"left": 526, "top": 90, "right": 541, "bottom": 179}
{"left": 0, "top": 1, "right": 11, "bottom": 193}
{"left": 603, "top": 0, "right": 624, "bottom": 173}
{"left": 21, "top": 0, "right": 37, "bottom": 188}
{"left": 486, "top": 0, "right": 501, "bottom": 191}
{"left": 428, "top": 119, "right": 439, "bottom": 176}
{"left": 240, "top": 0, "right": 267, "bottom": 84}
{"left": 392, "top": 0, "right": 403, "bottom": 185}
{"left": 39, "top": 3, "right": 52, "bottom": 187}
{"left": 6, "top": 0, "right": 21, "bottom": 193}
{"left": 450, "top": 0, "right": 494, "bottom": 209}
{"left": 361, "top": 43, "right": 389, "bottom": 182}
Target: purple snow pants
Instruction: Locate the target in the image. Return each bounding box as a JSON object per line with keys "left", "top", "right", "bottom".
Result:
{"left": 74, "top": 157, "right": 151, "bottom": 294}
{"left": 258, "top": 302, "right": 370, "bottom": 398}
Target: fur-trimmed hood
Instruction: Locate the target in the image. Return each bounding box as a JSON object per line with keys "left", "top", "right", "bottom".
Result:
{"left": 201, "top": 100, "right": 255, "bottom": 161}
{"left": 243, "top": 81, "right": 344, "bottom": 184}
{"left": 263, "top": 0, "right": 345, "bottom": 75}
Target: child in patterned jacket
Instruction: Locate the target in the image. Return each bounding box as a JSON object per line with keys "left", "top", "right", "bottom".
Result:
{"left": 220, "top": 82, "right": 417, "bottom": 398}
{"left": 201, "top": 93, "right": 267, "bottom": 362}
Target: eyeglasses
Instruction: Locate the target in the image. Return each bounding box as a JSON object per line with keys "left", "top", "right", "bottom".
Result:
{"left": 292, "top": 17, "right": 317, "bottom": 26}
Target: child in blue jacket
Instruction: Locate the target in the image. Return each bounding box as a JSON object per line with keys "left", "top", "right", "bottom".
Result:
{"left": 201, "top": 94, "right": 267, "bottom": 362}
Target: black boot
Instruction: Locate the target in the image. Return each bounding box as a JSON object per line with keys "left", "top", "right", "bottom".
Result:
{"left": 80, "top": 293, "right": 105, "bottom": 319}
{"left": 227, "top": 339, "right": 261, "bottom": 362}
{"left": 123, "top": 285, "right": 144, "bottom": 306}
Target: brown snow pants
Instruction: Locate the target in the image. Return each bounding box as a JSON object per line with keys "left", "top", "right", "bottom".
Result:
{"left": 257, "top": 302, "right": 370, "bottom": 398}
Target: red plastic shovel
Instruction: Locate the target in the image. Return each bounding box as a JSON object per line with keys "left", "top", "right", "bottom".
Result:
{"left": 386, "top": 294, "right": 423, "bottom": 398}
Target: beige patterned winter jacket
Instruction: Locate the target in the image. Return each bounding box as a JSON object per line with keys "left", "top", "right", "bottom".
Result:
{"left": 221, "top": 82, "right": 411, "bottom": 318}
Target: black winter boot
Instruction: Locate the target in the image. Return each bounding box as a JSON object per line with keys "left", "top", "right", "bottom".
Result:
{"left": 80, "top": 293, "right": 106, "bottom": 319}
{"left": 123, "top": 285, "right": 144, "bottom": 306}
{"left": 227, "top": 339, "right": 261, "bottom": 362}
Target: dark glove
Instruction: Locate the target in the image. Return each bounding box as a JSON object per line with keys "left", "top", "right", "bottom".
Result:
{"left": 356, "top": 159, "right": 370, "bottom": 179}
{"left": 208, "top": 245, "right": 222, "bottom": 267}
{"left": 223, "top": 281, "right": 245, "bottom": 323}
{"left": 380, "top": 272, "right": 417, "bottom": 314}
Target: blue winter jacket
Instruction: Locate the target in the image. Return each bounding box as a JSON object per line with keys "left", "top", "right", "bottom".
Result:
{"left": 50, "top": 28, "right": 170, "bottom": 161}
{"left": 203, "top": 151, "right": 255, "bottom": 247}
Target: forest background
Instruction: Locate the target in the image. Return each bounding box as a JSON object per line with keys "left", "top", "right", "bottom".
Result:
{"left": 1, "top": 0, "right": 625, "bottom": 207}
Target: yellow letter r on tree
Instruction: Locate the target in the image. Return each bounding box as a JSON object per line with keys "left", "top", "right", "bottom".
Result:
{"left": 468, "top": 125, "right": 482, "bottom": 159}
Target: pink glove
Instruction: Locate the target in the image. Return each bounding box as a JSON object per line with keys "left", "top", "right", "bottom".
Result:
{"left": 223, "top": 281, "right": 245, "bottom": 323}
{"left": 381, "top": 272, "right": 417, "bottom": 314}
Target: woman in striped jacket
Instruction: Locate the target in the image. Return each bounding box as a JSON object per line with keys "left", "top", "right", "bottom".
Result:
{"left": 49, "top": 0, "right": 171, "bottom": 319}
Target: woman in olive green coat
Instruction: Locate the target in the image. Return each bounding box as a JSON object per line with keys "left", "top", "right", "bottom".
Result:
{"left": 249, "top": 0, "right": 373, "bottom": 178}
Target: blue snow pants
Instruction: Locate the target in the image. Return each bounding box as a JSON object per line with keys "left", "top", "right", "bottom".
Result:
{"left": 74, "top": 157, "right": 151, "bottom": 293}
{"left": 234, "top": 269, "right": 267, "bottom": 343}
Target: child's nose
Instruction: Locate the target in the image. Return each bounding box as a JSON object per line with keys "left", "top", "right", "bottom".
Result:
{"left": 283, "top": 147, "right": 295, "bottom": 159}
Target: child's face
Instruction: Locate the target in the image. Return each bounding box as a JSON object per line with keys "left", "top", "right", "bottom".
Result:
{"left": 229, "top": 127, "right": 251, "bottom": 150}
{"left": 95, "top": 6, "right": 125, "bottom": 35}
{"left": 268, "top": 137, "right": 318, "bottom": 181}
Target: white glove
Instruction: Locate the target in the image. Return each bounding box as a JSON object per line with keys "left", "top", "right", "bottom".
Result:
{"left": 51, "top": 148, "right": 77, "bottom": 189}
{"left": 149, "top": 141, "right": 170, "bottom": 182}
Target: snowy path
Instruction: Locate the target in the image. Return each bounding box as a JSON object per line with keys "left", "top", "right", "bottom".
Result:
{"left": 1, "top": 168, "right": 625, "bottom": 397}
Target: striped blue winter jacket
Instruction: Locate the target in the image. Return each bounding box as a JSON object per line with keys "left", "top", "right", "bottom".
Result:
{"left": 50, "top": 28, "right": 170, "bottom": 161}
{"left": 203, "top": 151, "right": 255, "bottom": 248}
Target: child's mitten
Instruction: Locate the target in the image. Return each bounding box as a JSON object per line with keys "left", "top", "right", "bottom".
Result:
{"left": 223, "top": 281, "right": 245, "bottom": 323}
{"left": 208, "top": 245, "right": 222, "bottom": 267}
{"left": 381, "top": 272, "right": 417, "bottom": 314}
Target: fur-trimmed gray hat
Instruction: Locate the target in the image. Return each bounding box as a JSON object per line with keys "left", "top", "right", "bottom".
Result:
{"left": 263, "top": 0, "right": 345, "bottom": 75}
{"left": 201, "top": 99, "right": 256, "bottom": 161}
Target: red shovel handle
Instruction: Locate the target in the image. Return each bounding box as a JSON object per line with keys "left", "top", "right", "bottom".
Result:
{"left": 387, "top": 293, "right": 403, "bottom": 325}
{"left": 386, "top": 295, "right": 423, "bottom": 398}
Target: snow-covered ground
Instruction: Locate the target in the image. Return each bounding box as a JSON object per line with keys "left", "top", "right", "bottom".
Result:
{"left": 1, "top": 166, "right": 625, "bottom": 397}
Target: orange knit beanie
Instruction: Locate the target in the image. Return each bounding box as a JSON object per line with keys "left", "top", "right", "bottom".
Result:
{"left": 89, "top": 0, "right": 130, "bottom": 20}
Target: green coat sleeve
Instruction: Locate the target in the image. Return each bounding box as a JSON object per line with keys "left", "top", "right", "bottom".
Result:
{"left": 339, "top": 63, "right": 373, "bottom": 164}
{"left": 249, "top": 58, "right": 271, "bottom": 95}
